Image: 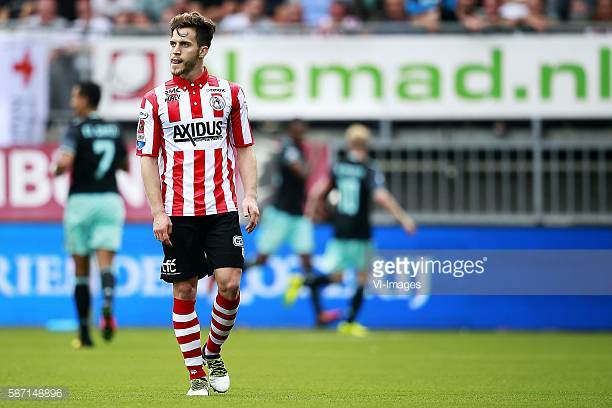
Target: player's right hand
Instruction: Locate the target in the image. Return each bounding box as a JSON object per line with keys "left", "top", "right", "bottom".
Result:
{"left": 153, "top": 212, "right": 173, "bottom": 246}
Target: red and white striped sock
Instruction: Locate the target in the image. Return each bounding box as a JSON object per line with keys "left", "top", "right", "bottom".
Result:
{"left": 173, "top": 298, "right": 206, "bottom": 380}
{"left": 204, "top": 292, "right": 240, "bottom": 358}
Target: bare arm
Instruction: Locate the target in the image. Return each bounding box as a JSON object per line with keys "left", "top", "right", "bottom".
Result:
{"left": 288, "top": 161, "right": 309, "bottom": 180}
{"left": 304, "top": 178, "right": 332, "bottom": 220}
{"left": 373, "top": 188, "right": 416, "bottom": 234}
{"left": 140, "top": 156, "right": 172, "bottom": 245}
{"left": 50, "top": 151, "right": 74, "bottom": 176}
{"left": 236, "top": 145, "right": 260, "bottom": 233}
{"left": 119, "top": 157, "right": 129, "bottom": 172}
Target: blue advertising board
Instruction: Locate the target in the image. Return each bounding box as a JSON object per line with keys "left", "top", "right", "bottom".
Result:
{"left": 0, "top": 223, "right": 611, "bottom": 329}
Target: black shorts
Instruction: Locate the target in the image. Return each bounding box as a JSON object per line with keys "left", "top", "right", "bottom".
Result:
{"left": 160, "top": 212, "right": 244, "bottom": 283}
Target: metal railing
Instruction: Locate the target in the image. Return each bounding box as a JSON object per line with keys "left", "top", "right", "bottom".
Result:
{"left": 330, "top": 124, "right": 612, "bottom": 226}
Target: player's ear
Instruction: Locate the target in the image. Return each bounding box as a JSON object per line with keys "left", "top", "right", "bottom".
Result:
{"left": 199, "top": 46, "right": 209, "bottom": 59}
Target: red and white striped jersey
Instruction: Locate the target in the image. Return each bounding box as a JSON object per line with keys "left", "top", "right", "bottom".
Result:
{"left": 136, "top": 68, "right": 253, "bottom": 216}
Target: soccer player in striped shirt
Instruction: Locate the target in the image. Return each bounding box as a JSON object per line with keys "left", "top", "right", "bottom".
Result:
{"left": 138, "top": 12, "right": 259, "bottom": 396}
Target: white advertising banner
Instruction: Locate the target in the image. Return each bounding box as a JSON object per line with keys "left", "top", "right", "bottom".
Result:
{"left": 93, "top": 34, "right": 612, "bottom": 120}
{"left": 0, "top": 35, "right": 49, "bottom": 146}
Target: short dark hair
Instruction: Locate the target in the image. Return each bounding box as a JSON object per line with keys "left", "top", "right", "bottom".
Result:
{"left": 76, "top": 81, "right": 101, "bottom": 109}
{"left": 169, "top": 11, "right": 216, "bottom": 47}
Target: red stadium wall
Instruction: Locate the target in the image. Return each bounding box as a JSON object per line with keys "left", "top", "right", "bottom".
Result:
{"left": 0, "top": 145, "right": 151, "bottom": 222}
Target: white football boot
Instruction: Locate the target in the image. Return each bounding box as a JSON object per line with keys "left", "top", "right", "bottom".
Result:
{"left": 186, "top": 377, "right": 209, "bottom": 396}
{"left": 206, "top": 356, "right": 230, "bottom": 393}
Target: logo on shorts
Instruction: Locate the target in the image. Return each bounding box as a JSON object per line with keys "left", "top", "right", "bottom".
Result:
{"left": 233, "top": 236, "right": 243, "bottom": 247}
{"left": 161, "top": 259, "right": 178, "bottom": 274}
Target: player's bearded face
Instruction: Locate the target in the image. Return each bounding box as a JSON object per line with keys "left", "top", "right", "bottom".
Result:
{"left": 169, "top": 28, "right": 202, "bottom": 77}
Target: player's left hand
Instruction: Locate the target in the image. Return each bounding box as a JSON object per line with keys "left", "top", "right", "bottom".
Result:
{"left": 402, "top": 216, "right": 417, "bottom": 235}
{"left": 242, "top": 195, "right": 260, "bottom": 233}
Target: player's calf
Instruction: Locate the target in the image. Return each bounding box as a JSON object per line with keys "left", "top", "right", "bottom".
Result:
{"left": 203, "top": 290, "right": 240, "bottom": 393}
{"left": 172, "top": 297, "right": 208, "bottom": 395}
{"left": 100, "top": 268, "right": 115, "bottom": 340}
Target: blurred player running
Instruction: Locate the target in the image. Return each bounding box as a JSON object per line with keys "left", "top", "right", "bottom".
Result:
{"left": 246, "top": 119, "right": 339, "bottom": 326}
{"left": 51, "top": 81, "right": 127, "bottom": 347}
{"left": 286, "top": 124, "right": 416, "bottom": 336}
{"left": 138, "top": 12, "right": 259, "bottom": 396}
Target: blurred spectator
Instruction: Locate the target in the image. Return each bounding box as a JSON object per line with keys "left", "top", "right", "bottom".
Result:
{"left": 593, "top": 0, "right": 612, "bottom": 20}
{"left": 73, "top": 0, "right": 112, "bottom": 37}
{"left": 456, "top": 0, "right": 489, "bottom": 30}
{"left": 382, "top": 0, "right": 410, "bottom": 21}
{"left": 301, "top": 0, "right": 331, "bottom": 26}
{"left": 220, "top": 0, "right": 272, "bottom": 32}
{"left": 407, "top": 0, "right": 444, "bottom": 31}
{"left": 136, "top": 0, "right": 174, "bottom": 21}
{"left": 160, "top": 6, "right": 176, "bottom": 26}
{"left": 91, "top": 0, "right": 135, "bottom": 19}
{"left": 112, "top": 5, "right": 153, "bottom": 30}
{"left": 159, "top": 0, "right": 195, "bottom": 27}
{"left": 351, "top": 0, "right": 382, "bottom": 20}
{"left": 0, "top": 0, "right": 29, "bottom": 24}
{"left": 219, "top": 0, "right": 240, "bottom": 17}
{"left": 482, "top": 0, "right": 503, "bottom": 24}
{"left": 198, "top": 0, "right": 240, "bottom": 23}
{"left": 132, "top": 9, "right": 152, "bottom": 29}
{"left": 17, "top": 0, "right": 34, "bottom": 19}
{"left": 56, "top": 0, "right": 75, "bottom": 21}
{"left": 19, "top": 0, "right": 67, "bottom": 29}
{"left": 499, "top": 0, "right": 550, "bottom": 31}
{"left": 555, "top": 0, "right": 595, "bottom": 21}
{"left": 274, "top": 2, "right": 303, "bottom": 24}
{"left": 318, "top": 1, "right": 361, "bottom": 33}
{"left": 1, "top": 0, "right": 608, "bottom": 33}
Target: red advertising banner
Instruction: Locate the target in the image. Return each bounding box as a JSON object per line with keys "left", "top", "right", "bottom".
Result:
{"left": 0, "top": 142, "right": 330, "bottom": 222}
{"left": 0, "top": 145, "right": 151, "bottom": 222}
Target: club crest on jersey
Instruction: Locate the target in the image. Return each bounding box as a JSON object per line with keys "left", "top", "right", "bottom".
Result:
{"left": 164, "top": 86, "right": 180, "bottom": 102}
{"left": 209, "top": 94, "right": 225, "bottom": 111}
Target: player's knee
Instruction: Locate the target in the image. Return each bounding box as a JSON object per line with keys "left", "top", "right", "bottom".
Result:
{"left": 173, "top": 281, "right": 197, "bottom": 300}
{"left": 356, "top": 271, "right": 367, "bottom": 285}
{"left": 300, "top": 254, "right": 312, "bottom": 270}
{"left": 330, "top": 272, "right": 343, "bottom": 282}
{"left": 217, "top": 275, "right": 241, "bottom": 299}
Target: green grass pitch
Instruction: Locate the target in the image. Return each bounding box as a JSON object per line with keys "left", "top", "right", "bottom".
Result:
{"left": 1, "top": 328, "right": 611, "bottom": 407}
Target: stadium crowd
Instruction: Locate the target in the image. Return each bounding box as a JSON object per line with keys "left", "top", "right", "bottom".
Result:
{"left": 0, "top": 0, "right": 610, "bottom": 34}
